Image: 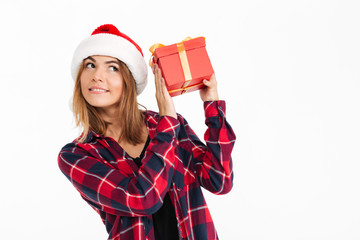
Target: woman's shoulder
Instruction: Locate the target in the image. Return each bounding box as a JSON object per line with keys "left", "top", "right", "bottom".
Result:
{"left": 59, "top": 130, "right": 100, "bottom": 154}
{"left": 58, "top": 139, "right": 97, "bottom": 167}
{"left": 59, "top": 139, "right": 82, "bottom": 155}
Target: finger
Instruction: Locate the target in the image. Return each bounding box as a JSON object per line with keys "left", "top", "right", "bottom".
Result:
{"left": 156, "top": 69, "right": 166, "bottom": 99}
{"left": 157, "top": 67, "right": 165, "bottom": 91}
{"left": 160, "top": 77, "right": 169, "bottom": 96}
{"left": 204, "top": 74, "right": 217, "bottom": 87}
{"left": 154, "top": 64, "right": 159, "bottom": 78}
{"left": 203, "top": 79, "right": 211, "bottom": 87}
{"left": 208, "top": 73, "right": 217, "bottom": 85}
{"left": 156, "top": 65, "right": 163, "bottom": 78}
{"left": 154, "top": 66, "right": 161, "bottom": 95}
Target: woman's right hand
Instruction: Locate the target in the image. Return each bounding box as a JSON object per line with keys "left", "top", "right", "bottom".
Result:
{"left": 152, "top": 64, "right": 177, "bottom": 119}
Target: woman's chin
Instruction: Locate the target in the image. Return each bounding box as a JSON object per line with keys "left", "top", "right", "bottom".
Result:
{"left": 87, "top": 101, "right": 120, "bottom": 110}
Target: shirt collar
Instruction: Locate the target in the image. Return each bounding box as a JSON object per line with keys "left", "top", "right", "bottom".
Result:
{"left": 82, "top": 129, "right": 103, "bottom": 143}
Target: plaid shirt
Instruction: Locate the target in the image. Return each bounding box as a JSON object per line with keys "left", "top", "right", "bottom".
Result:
{"left": 58, "top": 101, "right": 236, "bottom": 240}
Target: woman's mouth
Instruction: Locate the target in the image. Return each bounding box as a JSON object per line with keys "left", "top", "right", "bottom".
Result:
{"left": 89, "top": 87, "right": 110, "bottom": 94}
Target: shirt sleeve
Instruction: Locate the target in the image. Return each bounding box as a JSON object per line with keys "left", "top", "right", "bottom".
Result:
{"left": 183, "top": 100, "right": 236, "bottom": 194}
{"left": 58, "top": 116, "right": 180, "bottom": 217}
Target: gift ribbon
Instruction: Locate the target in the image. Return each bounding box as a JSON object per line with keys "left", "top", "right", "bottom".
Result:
{"left": 176, "top": 38, "right": 192, "bottom": 85}
{"left": 149, "top": 37, "right": 194, "bottom": 91}
{"left": 168, "top": 81, "right": 204, "bottom": 95}
{"left": 148, "top": 43, "right": 165, "bottom": 67}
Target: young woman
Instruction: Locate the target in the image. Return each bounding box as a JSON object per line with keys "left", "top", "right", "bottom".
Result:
{"left": 58, "top": 24, "right": 236, "bottom": 240}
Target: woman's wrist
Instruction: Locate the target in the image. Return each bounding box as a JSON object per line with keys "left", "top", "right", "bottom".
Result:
{"left": 201, "top": 93, "right": 219, "bottom": 102}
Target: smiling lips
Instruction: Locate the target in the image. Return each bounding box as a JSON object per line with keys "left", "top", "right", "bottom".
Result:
{"left": 89, "top": 87, "right": 109, "bottom": 94}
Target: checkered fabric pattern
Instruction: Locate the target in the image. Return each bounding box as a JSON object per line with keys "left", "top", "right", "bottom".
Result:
{"left": 58, "top": 100, "right": 236, "bottom": 240}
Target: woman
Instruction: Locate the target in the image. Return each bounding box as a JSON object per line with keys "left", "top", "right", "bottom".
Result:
{"left": 58, "top": 24, "right": 236, "bottom": 240}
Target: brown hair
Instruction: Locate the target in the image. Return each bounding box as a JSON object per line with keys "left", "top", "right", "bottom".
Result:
{"left": 72, "top": 59, "right": 145, "bottom": 144}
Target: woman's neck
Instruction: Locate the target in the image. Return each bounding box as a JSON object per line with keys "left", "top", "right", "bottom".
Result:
{"left": 96, "top": 105, "right": 147, "bottom": 144}
{"left": 96, "top": 106, "right": 123, "bottom": 140}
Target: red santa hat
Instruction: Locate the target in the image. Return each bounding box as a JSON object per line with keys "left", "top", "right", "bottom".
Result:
{"left": 71, "top": 24, "right": 148, "bottom": 95}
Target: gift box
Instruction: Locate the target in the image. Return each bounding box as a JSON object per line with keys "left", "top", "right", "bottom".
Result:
{"left": 150, "top": 37, "right": 214, "bottom": 97}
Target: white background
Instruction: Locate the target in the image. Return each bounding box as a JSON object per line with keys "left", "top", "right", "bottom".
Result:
{"left": 0, "top": 0, "right": 359, "bottom": 239}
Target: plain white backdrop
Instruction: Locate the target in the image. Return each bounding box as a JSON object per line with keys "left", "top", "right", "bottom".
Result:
{"left": 0, "top": 0, "right": 359, "bottom": 239}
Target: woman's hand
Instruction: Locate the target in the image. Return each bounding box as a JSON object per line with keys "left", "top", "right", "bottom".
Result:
{"left": 152, "top": 64, "right": 177, "bottom": 119}
{"left": 199, "top": 73, "right": 219, "bottom": 102}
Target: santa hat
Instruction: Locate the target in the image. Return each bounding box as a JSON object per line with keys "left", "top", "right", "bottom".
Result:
{"left": 71, "top": 24, "right": 148, "bottom": 95}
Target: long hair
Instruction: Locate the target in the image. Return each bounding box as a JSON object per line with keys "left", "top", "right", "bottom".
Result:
{"left": 72, "top": 59, "right": 145, "bottom": 145}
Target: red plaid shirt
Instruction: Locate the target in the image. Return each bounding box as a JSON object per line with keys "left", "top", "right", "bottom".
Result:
{"left": 58, "top": 101, "right": 236, "bottom": 240}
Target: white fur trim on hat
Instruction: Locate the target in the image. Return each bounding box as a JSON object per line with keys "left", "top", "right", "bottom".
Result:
{"left": 71, "top": 27, "right": 148, "bottom": 95}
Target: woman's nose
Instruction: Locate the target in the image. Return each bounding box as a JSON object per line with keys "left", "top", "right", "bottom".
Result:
{"left": 93, "top": 68, "right": 105, "bottom": 82}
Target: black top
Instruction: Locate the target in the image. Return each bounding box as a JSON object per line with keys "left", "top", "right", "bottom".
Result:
{"left": 133, "top": 136, "right": 179, "bottom": 240}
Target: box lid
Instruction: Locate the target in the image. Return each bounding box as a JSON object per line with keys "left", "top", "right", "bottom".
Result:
{"left": 154, "top": 37, "right": 206, "bottom": 59}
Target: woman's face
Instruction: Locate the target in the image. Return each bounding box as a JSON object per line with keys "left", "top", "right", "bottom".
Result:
{"left": 80, "top": 55, "right": 123, "bottom": 110}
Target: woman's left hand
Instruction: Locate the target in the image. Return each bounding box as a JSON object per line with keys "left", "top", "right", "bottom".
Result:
{"left": 199, "top": 73, "right": 219, "bottom": 102}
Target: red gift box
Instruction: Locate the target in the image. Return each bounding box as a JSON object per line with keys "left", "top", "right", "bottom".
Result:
{"left": 150, "top": 37, "right": 214, "bottom": 97}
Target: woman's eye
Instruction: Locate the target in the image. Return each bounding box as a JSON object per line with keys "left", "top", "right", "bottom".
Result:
{"left": 85, "top": 62, "right": 95, "bottom": 68}
{"left": 109, "top": 66, "right": 118, "bottom": 71}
